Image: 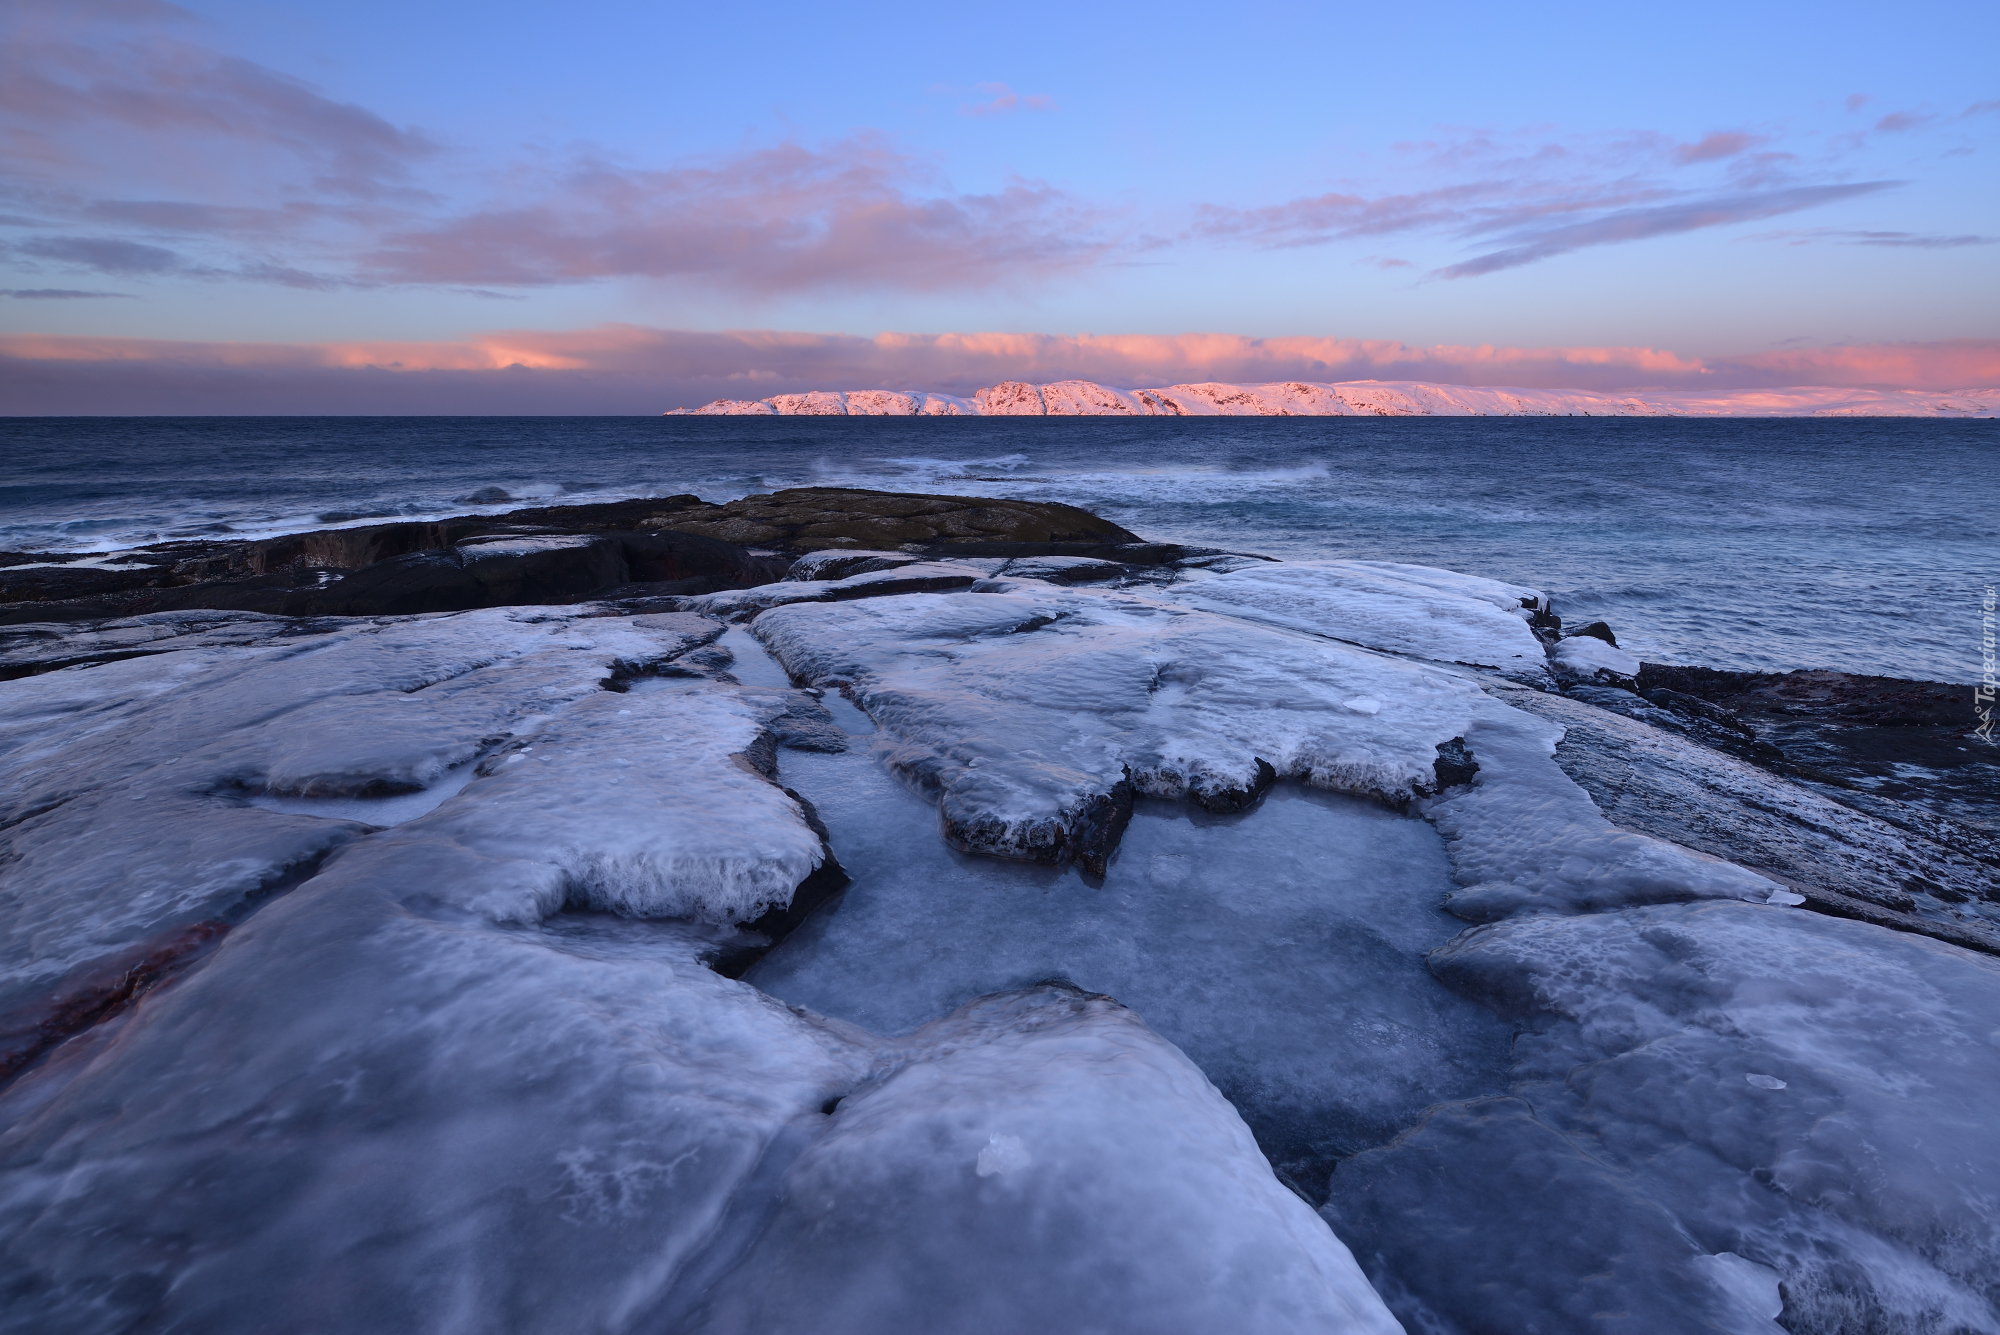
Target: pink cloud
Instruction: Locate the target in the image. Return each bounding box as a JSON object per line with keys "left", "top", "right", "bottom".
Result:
{"left": 0, "top": 3, "right": 433, "bottom": 200}
{"left": 6, "top": 327, "right": 1994, "bottom": 414}
{"left": 362, "top": 139, "right": 1111, "bottom": 292}
{"left": 1671, "top": 131, "right": 1762, "bottom": 165}
{"left": 1873, "top": 111, "right": 1934, "bottom": 133}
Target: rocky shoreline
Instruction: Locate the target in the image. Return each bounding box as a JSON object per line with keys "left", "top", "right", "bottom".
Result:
{"left": 3, "top": 487, "right": 1997, "bottom": 1334}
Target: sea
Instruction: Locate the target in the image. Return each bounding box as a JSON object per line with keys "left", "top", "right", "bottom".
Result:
{"left": 3, "top": 415, "right": 1994, "bottom": 684}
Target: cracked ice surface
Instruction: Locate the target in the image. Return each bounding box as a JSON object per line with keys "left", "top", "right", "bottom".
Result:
{"left": 1167, "top": 559, "right": 1550, "bottom": 672}
{"left": 1330, "top": 902, "right": 2000, "bottom": 1334}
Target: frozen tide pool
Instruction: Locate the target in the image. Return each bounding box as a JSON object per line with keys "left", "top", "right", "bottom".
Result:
{"left": 750, "top": 741, "right": 1514, "bottom": 1194}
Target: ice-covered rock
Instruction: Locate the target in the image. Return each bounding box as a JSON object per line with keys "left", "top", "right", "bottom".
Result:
{"left": 687, "top": 562, "right": 987, "bottom": 620}
{"left": 1328, "top": 901, "right": 2000, "bottom": 1335}
{"left": 1502, "top": 684, "right": 2000, "bottom": 948}
{"left": 679, "top": 986, "right": 1405, "bottom": 1335}
{"left": 0, "top": 607, "right": 723, "bottom": 1070}
{"left": 751, "top": 585, "right": 1499, "bottom": 870}
{"left": 1553, "top": 633, "right": 1643, "bottom": 684}
{"left": 1423, "top": 706, "right": 1784, "bottom": 919}
{"left": 1168, "top": 559, "right": 1549, "bottom": 672}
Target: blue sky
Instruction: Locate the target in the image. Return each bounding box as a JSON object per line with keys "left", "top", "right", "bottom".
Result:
{"left": 1, "top": 0, "right": 1995, "bottom": 389}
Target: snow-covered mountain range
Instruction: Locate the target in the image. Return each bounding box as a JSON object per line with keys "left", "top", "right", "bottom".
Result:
{"left": 670, "top": 378, "right": 2000, "bottom": 417}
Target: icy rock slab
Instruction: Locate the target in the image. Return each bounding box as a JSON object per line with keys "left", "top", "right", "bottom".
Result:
{"left": 1168, "top": 559, "right": 1549, "bottom": 672}
{"left": 747, "top": 745, "right": 1515, "bottom": 1193}
{"left": 0, "top": 858, "right": 873, "bottom": 1335}
{"left": 409, "top": 685, "right": 835, "bottom": 926}
{"left": 1328, "top": 902, "right": 2000, "bottom": 1335}
{"left": 1552, "top": 633, "right": 1642, "bottom": 684}
{"left": 1501, "top": 684, "right": 2000, "bottom": 946}
{"left": 1424, "top": 707, "right": 1783, "bottom": 919}
{"left": 752, "top": 586, "right": 1496, "bottom": 871}
{"left": 681, "top": 986, "right": 1404, "bottom": 1335}
{"left": 0, "top": 607, "right": 722, "bottom": 1042}
{"left": 0, "top": 609, "right": 299, "bottom": 677}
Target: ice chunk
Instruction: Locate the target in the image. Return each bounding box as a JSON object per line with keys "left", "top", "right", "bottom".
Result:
{"left": 1169, "top": 559, "right": 1548, "bottom": 671}
{"left": 677, "top": 986, "right": 1405, "bottom": 1335}
{"left": 975, "top": 1132, "right": 1030, "bottom": 1177}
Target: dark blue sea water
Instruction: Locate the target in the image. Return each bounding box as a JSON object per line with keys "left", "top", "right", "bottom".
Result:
{"left": 2, "top": 416, "right": 1994, "bottom": 682}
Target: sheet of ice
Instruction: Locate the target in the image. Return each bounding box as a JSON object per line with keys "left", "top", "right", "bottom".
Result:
{"left": 680, "top": 986, "right": 1406, "bottom": 1335}
{"left": 751, "top": 586, "right": 1495, "bottom": 869}
{"left": 1327, "top": 902, "right": 2000, "bottom": 1334}
{"left": 1167, "top": 559, "right": 1549, "bottom": 672}
{"left": 749, "top": 585, "right": 1782, "bottom": 922}
{"left": 747, "top": 743, "right": 1515, "bottom": 1193}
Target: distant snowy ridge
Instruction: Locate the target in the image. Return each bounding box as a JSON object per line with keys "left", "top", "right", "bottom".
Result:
{"left": 670, "top": 379, "right": 2000, "bottom": 418}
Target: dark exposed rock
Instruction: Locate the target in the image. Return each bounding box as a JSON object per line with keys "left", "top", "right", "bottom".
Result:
{"left": 0, "top": 490, "right": 1131, "bottom": 624}
{"left": 641, "top": 487, "right": 1140, "bottom": 553}
{"left": 1431, "top": 738, "right": 1480, "bottom": 791}
{"left": 1567, "top": 620, "right": 1617, "bottom": 646}
{"left": 1632, "top": 663, "right": 1997, "bottom": 831}
{"left": 1525, "top": 607, "right": 1563, "bottom": 647}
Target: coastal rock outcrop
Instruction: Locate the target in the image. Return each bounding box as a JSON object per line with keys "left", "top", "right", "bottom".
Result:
{"left": 0, "top": 488, "right": 1140, "bottom": 628}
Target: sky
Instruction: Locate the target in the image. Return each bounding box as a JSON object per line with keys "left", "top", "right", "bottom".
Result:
{"left": 1, "top": 0, "right": 1996, "bottom": 411}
